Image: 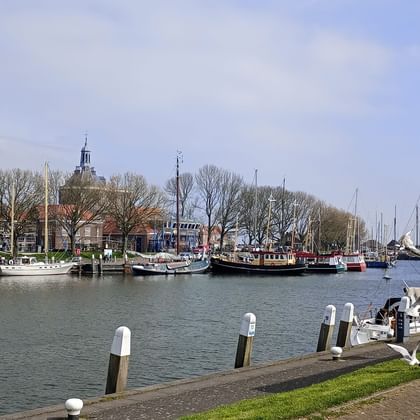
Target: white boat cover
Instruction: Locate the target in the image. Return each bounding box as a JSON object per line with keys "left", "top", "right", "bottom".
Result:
{"left": 138, "top": 252, "right": 177, "bottom": 261}
{"left": 400, "top": 232, "right": 420, "bottom": 256}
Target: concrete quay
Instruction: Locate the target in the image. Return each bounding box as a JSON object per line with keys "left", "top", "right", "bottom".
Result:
{"left": 3, "top": 338, "right": 419, "bottom": 420}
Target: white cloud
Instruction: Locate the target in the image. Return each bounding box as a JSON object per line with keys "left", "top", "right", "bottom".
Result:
{"left": 0, "top": 1, "right": 416, "bottom": 230}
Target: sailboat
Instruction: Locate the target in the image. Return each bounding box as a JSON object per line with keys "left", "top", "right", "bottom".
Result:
{"left": 339, "top": 189, "right": 367, "bottom": 272}
{"left": 0, "top": 163, "right": 74, "bottom": 276}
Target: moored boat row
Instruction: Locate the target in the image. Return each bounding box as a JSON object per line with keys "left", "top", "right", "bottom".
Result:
{"left": 0, "top": 248, "right": 376, "bottom": 277}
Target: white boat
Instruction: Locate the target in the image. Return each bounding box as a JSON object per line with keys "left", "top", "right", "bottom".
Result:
{"left": 350, "top": 287, "right": 420, "bottom": 346}
{"left": 132, "top": 259, "right": 210, "bottom": 275}
{"left": 0, "top": 256, "right": 74, "bottom": 276}
{"left": 1, "top": 163, "right": 74, "bottom": 277}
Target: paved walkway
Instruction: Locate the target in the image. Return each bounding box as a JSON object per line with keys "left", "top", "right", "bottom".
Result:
{"left": 325, "top": 378, "right": 420, "bottom": 419}
{"left": 2, "top": 339, "right": 419, "bottom": 420}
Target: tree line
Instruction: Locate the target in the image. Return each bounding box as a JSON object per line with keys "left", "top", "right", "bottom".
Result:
{"left": 0, "top": 166, "right": 365, "bottom": 257}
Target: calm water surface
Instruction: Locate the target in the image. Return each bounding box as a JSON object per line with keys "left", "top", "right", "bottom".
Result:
{"left": 1, "top": 260, "right": 420, "bottom": 415}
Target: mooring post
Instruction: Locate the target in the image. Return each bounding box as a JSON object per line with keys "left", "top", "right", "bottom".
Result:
{"left": 91, "top": 254, "right": 95, "bottom": 274}
{"left": 317, "top": 304, "right": 336, "bottom": 352}
{"left": 396, "top": 296, "right": 411, "bottom": 343}
{"left": 64, "top": 398, "right": 83, "bottom": 420}
{"left": 105, "top": 326, "right": 131, "bottom": 394}
{"left": 336, "top": 302, "right": 354, "bottom": 348}
{"left": 331, "top": 346, "right": 343, "bottom": 361}
{"left": 235, "top": 312, "right": 256, "bottom": 368}
{"left": 99, "top": 254, "right": 103, "bottom": 274}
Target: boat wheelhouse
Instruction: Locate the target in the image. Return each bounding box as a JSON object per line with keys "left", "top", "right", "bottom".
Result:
{"left": 296, "top": 251, "right": 347, "bottom": 273}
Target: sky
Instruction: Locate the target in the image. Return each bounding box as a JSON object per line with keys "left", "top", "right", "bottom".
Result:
{"left": 1, "top": 0, "right": 420, "bottom": 240}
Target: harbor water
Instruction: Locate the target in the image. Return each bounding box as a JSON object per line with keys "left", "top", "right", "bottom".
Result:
{"left": 1, "top": 261, "right": 420, "bottom": 416}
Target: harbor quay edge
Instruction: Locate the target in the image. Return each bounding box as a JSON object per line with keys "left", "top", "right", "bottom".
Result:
{"left": 2, "top": 337, "right": 417, "bottom": 420}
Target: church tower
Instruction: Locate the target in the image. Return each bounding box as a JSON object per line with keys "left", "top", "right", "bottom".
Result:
{"left": 73, "top": 134, "right": 105, "bottom": 183}
{"left": 79, "top": 134, "right": 91, "bottom": 170}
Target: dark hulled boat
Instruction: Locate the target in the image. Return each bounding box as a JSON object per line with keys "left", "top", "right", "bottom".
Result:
{"left": 210, "top": 250, "right": 306, "bottom": 275}
{"left": 295, "top": 251, "right": 347, "bottom": 274}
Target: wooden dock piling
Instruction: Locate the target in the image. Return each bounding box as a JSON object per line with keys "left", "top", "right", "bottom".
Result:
{"left": 317, "top": 304, "right": 336, "bottom": 352}
{"left": 105, "top": 326, "right": 131, "bottom": 394}
{"left": 336, "top": 303, "right": 354, "bottom": 348}
{"left": 235, "top": 313, "right": 256, "bottom": 368}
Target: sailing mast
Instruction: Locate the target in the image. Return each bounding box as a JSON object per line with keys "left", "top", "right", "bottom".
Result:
{"left": 281, "top": 177, "right": 285, "bottom": 246}
{"left": 252, "top": 169, "right": 258, "bottom": 248}
{"left": 291, "top": 201, "right": 297, "bottom": 250}
{"left": 44, "top": 162, "right": 48, "bottom": 262}
{"left": 265, "top": 193, "right": 275, "bottom": 250}
{"left": 176, "top": 151, "right": 182, "bottom": 255}
{"left": 354, "top": 187, "right": 359, "bottom": 251}
{"left": 10, "top": 182, "right": 15, "bottom": 259}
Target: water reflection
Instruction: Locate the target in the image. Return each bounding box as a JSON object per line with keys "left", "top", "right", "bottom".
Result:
{"left": 1, "top": 261, "right": 419, "bottom": 415}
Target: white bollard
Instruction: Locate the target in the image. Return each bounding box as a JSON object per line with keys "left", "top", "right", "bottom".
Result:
{"left": 235, "top": 313, "right": 256, "bottom": 368}
{"left": 336, "top": 303, "right": 354, "bottom": 348}
{"left": 105, "top": 326, "right": 131, "bottom": 394}
{"left": 317, "top": 305, "right": 336, "bottom": 352}
{"left": 64, "top": 398, "right": 83, "bottom": 420}
{"left": 331, "top": 346, "right": 343, "bottom": 361}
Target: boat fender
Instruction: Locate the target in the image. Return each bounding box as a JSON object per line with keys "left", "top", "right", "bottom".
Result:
{"left": 8, "top": 259, "right": 13, "bottom": 265}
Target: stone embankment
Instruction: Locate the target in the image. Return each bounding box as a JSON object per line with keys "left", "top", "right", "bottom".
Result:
{"left": 3, "top": 338, "right": 420, "bottom": 420}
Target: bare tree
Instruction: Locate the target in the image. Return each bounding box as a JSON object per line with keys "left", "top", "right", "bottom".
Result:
{"left": 164, "top": 172, "right": 194, "bottom": 218}
{"left": 106, "top": 173, "right": 164, "bottom": 256}
{"left": 292, "top": 191, "right": 318, "bottom": 247}
{"left": 319, "top": 206, "right": 352, "bottom": 250}
{"left": 48, "top": 169, "right": 69, "bottom": 205}
{"left": 270, "top": 187, "right": 293, "bottom": 246}
{"left": 216, "top": 170, "right": 244, "bottom": 249}
{"left": 195, "top": 165, "right": 222, "bottom": 247}
{"left": 237, "top": 185, "right": 256, "bottom": 245}
{"left": 51, "top": 174, "right": 106, "bottom": 254}
{"left": 0, "top": 169, "right": 43, "bottom": 258}
{"left": 237, "top": 185, "right": 274, "bottom": 247}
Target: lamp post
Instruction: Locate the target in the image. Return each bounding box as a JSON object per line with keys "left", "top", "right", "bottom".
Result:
{"left": 265, "top": 193, "right": 276, "bottom": 251}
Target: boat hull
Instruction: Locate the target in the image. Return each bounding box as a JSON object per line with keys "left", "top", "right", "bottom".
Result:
{"left": 132, "top": 260, "right": 209, "bottom": 275}
{"left": 305, "top": 264, "right": 346, "bottom": 274}
{"left": 210, "top": 257, "right": 306, "bottom": 275}
{"left": 366, "top": 260, "right": 390, "bottom": 269}
{"left": 345, "top": 262, "right": 367, "bottom": 272}
{"left": 0, "top": 262, "right": 74, "bottom": 276}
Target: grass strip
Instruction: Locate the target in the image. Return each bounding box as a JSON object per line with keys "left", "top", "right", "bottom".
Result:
{"left": 183, "top": 359, "right": 420, "bottom": 419}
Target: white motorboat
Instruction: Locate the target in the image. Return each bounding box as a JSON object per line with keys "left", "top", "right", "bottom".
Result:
{"left": 0, "top": 256, "right": 75, "bottom": 276}
{"left": 132, "top": 259, "right": 210, "bottom": 275}
{"left": 350, "top": 287, "right": 420, "bottom": 346}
